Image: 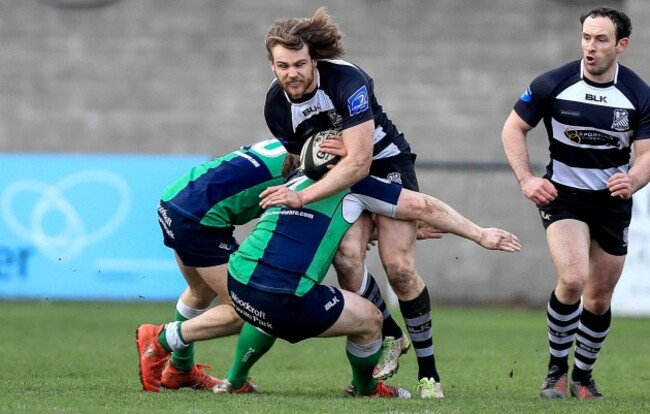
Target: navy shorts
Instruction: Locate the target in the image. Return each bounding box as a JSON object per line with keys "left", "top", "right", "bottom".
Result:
{"left": 538, "top": 182, "right": 632, "bottom": 256}
{"left": 158, "top": 201, "right": 239, "bottom": 267}
{"left": 227, "top": 275, "right": 345, "bottom": 344}
{"left": 370, "top": 153, "right": 419, "bottom": 191}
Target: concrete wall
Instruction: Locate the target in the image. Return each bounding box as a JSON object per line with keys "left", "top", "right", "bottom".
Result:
{"left": 2, "top": 0, "right": 648, "bottom": 306}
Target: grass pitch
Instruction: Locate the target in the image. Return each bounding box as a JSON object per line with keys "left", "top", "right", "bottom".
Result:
{"left": 1, "top": 300, "right": 648, "bottom": 413}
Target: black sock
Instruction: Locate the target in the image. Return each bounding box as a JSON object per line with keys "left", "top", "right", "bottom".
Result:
{"left": 399, "top": 285, "right": 439, "bottom": 382}
{"left": 547, "top": 290, "right": 580, "bottom": 373}
{"left": 572, "top": 307, "right": 611, "bottom": 382}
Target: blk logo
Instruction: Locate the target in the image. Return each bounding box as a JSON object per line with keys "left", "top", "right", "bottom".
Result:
{"left": 585, "top": 93, "right": 607, "bottom": 103}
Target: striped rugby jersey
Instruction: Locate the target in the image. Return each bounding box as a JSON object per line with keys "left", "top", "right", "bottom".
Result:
{"left": 514, "top": 59, "right": 650, "bottom": 191}
{"left": 264, "top": 59, "right": 412, "bottom": 159}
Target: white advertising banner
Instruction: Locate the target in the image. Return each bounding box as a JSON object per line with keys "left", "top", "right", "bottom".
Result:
{"left": 612, "top": 184, "right": 650, "bottom": 316}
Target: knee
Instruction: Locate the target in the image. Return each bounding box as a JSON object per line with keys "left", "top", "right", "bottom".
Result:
{"left": 362, "top": 307, "right": 383, "bottom": 339}
{"left": 384, "top": 258, "right": 414, "bottom": 283}
{"left": 558, "top": 275, "right": 587, "bottom": 299}
{"left": 334, "top": 248, "right": 364, "bottom": 290}
{"left": 583, "top": 292, "right": 614, "bottom": 315}
{"left": 182, "top": 288, "right": 216, "bottom": 309}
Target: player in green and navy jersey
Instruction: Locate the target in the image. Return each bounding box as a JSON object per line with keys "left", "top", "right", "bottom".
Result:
{"left": 218, "top": 172, "right": 521, "bottom": 397}
{"left": 137, "top": 138, "right": 293, "bottom": 392}
{"left": 137, "top": 138, "right": 408, "bottom": 393}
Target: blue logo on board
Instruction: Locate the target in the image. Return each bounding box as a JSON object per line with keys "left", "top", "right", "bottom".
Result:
{"left": 348, "top": 86, "right": 369, "bottom": 116}
{"left": 520, "top": 87, "right": 532, "bottom": 102}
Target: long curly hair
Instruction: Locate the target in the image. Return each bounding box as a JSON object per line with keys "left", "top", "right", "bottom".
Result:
{"left": 265, "top": 7, "right": 345, "bottom": 61}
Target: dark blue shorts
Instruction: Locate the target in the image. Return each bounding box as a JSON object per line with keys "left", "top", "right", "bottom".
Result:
{"left": 538, "top": 182, "right": 632, "bottom": 256}
{"left": 370, "top": 153, "right": 419, "bottom": 191}
{"left": 227, "top": 275, "right": 345, "bottom": 344}
{"left": 158, "top": 201, "right": 239, "bottom": 267}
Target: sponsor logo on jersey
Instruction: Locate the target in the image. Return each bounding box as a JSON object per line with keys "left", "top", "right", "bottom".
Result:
{"left": 218, "top": 242, "right": 236, "bottom": 252}
{"left": 520, "top": 87, "right": 532, "bottom": 102}
{"left": 563, "top": 128, "right": 620, "bottom": 148}
{"left": 585, "top": 93, "right": 607, "bottom": 103}
{"left": 347, "top": 85, "right": 369, "bottom": 116}
{"left": 560, "top": 110, "right": 581, "bottom": 117}
{"left": 157, "top": 204, "right": 175, "bottom": 239}
{"left": 302, "top": 104, "right": 322, "bottom": 117}
{"left": 612, "top": 108, "right": 630, "bottom": 132}
{"left": 324, "top": 295, "right": 340, "bottom": 311}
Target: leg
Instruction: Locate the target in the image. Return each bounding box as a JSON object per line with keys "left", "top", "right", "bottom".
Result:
{"left": 320, "top": 290, "right": 409, "bottom": 398}
{"left": 155, "top": 259, "right": 243, "bottom": 391}
{"left": 540, "top": 219, "right": 590, "bottom": 398}
{"left": 334, "top": 213, "right": 373, "bottom": 292}
{"left": 214, "top": 323, "right": 275, "bottom": 394}
{"left": 169, "top": 255, "right": 218, "bottom": 373}
{"left": 375, "top": 215, "right": 442, "bottom": 398}
{"left": 334, "top": 213, "right": 408, "bottom": 377}
{"left": 569, "top": 240, "right": 624, "bottom": 399}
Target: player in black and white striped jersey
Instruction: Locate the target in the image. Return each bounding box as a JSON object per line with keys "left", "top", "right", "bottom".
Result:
{"left": 261, "top": 7, "right": 446, "bottom": 398}
{"left": 501, "top": 6, "right": 650, "bottom": 400}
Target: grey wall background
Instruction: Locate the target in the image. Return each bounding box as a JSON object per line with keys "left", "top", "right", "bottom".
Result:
{"left": 1, "top": 0, "right": 647, "bottom": 306}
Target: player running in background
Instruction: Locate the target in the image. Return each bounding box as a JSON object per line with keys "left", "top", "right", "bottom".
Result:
{"left": 260, "top": 7, "right": 447, "bottom": 397}
{"left": 501, "top": 6, "right": 650, "bottom": 400}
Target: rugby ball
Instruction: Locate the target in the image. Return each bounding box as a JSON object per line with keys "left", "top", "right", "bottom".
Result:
{"left": 300, "top": 128, "right": 342, "bottom": 180}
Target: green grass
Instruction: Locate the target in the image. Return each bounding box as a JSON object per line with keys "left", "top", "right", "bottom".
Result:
{"left": 1, "top": 301, "right": 648, "bottom": 413}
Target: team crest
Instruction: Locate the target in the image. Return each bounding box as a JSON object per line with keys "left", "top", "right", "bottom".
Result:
{"left": 386, "top": 172, "right": 402, "bottom": 184}
{"left": 611, "top": 108, "right": 629, "bottom": 131}
{"left": 327, "top": 109, "right": 343, "bottom": 128}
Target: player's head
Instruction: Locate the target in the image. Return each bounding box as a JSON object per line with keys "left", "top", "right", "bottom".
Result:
{"left": 265, "top": 7, "right": 345, "bottom": 100}
{"left": 579, "top": 6, "right": 630, "bottom": 80}
{"left": 580, "top": 7, "right": 631, "bottom": 42}
{"left": 281, "top": 153, "right": 301, "bottom": 178}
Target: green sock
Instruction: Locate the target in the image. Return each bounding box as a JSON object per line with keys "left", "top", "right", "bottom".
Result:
{"left": 226, "top": 323, "right": 276, "bottom": 388}
{"left": 346, "top": 339, "right": 381, "bottom": 395}
{"left": 170, "top": 311, "right": 194, "bottom": 371}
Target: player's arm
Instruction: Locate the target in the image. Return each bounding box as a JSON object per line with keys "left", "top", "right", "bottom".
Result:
{"left": 351, "top": 177, "right": 520, "bottom": 252}
{"left": 607, "top": 138, "right": 650, "bottom": 199}
{"left": 394, "top": 189, "right": 521, "bottom": 252}
{"left": 501, "top": 110, "right": 557, "bottom": 205}
{"left": 260, "top": 120, "right": 373, "bottom": 209}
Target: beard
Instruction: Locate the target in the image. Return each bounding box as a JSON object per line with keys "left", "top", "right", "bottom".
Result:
{"left": 278, "top": 69, "right": 315, "bottom": 100}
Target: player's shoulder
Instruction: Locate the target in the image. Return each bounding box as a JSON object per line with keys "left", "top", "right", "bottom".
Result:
{"left": 534, "top": 60, "right": 580, "bottom": 88}
{"left": 318, "top": 59, "right": 369, "bottom": 84}
{"left": 265, "top": 78, "right": 284, "bottom": 102}
{"left": 617, "top": 64, "right": 650, "bottom": 94}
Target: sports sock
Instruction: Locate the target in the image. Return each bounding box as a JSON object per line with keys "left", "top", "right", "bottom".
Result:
{"left": 356, "top": 266, "right": 403, "bottom": 339}
{"left": 158, "top": 321, "right": 187, "bottom": 353}
{"left": 226, "top": 323, "right": 276, "bottom": 388}
{"left": 572, "top": 307, "right": 611, "bottom": 382}
{"left": 170, "top": 299, "right": 208, "bottom": 371}
{"left": 399, "top": 285, "right": 439, "bottom": 382}
{"left": 546, "top": 290, "right": 580, "bottom": 373}
{"left": 346, "top": 337, "right": 382, "bottom": 395}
